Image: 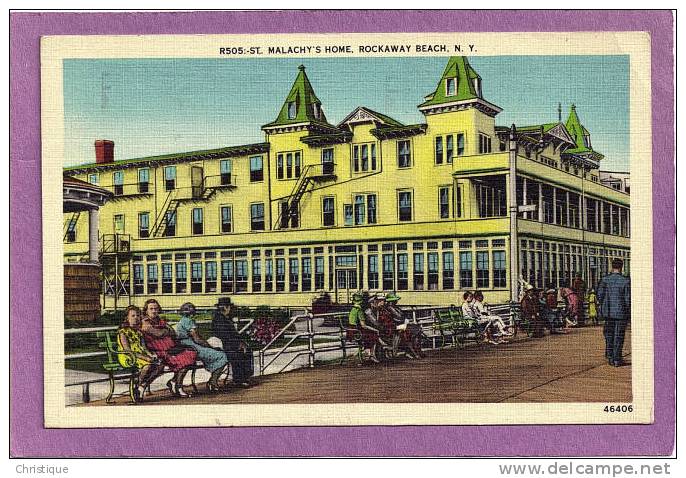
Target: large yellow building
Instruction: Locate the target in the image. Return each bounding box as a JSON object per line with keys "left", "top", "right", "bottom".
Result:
{"left": 63, "top": 57, "right": 630, "bottom": 311}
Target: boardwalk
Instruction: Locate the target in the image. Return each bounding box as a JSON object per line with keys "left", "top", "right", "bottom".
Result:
{"left": 85, "top": 325, "right": 631, "bottom": 406}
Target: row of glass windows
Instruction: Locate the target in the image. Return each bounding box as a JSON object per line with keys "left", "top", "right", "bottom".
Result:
{"left": 519, "top": 239, "right": 630, "bottom": 290}
{"left": 516, "top": 176, "right": 630, "bottom": 237}
{"left": 86, "top": 158, "right": 260, "bottom": 192}
{"left": 124, "top": 239, "right": 510, "bottom": 296}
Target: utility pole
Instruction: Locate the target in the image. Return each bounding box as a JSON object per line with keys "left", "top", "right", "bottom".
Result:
{"left": 508, "top": 124, "right": 519, "bottom": 303}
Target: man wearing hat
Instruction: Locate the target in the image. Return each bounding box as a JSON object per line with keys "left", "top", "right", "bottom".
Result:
{"left": 211, "top": 297, "right": 254, "bottom": 387}
{"left": 348, "top": 292, "right": 382, "bottom": 363}
{"left": 385, "top": 293, "right": 423, "bottom": 359}
{"left": 520, "top": 285, "right": 545, "bottom": 338}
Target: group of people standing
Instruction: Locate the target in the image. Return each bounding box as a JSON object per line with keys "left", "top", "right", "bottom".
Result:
{"left": 347, "top": 292, "right": 424, "bottom": 362}
{"left": 519, "top": 258, "right": 631, "bottom": 367}
{"left": 115, "top": 297, "right": 254, "bottom": 399}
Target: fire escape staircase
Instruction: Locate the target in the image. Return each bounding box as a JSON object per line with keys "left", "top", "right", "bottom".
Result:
{"left": 63, "top": 211, "right": 81, "bottom": 241}
{"left": 274, "top": 164, "right": 335, "bottom": 229}
{"left": 151, "top": 188, "right": 180, "bottom": 238}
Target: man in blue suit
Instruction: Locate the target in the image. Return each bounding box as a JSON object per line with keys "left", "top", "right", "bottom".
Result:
{"left": 597, "top": 258, "right": 631, "bottom": 367}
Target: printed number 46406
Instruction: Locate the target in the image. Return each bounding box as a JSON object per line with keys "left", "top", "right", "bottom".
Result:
{"left": 604, "top": 405, "right": 633, "bottom": 412}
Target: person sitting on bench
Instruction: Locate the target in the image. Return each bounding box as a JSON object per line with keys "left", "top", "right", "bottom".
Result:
{"left": 116, "top": 305, "right": 161, "bottom": 400}
{"left": 473, "top": 290, "right": 514, "bottom": 339}
{"left": 348, "top": 293, "right": 382, "bottom": 363}
{"left": 212, "top": 297, "right": 254, "bottom": 388}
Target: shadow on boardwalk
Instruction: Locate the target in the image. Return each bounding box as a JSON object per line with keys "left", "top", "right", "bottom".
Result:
{"left": 83, "top": 326, "right": 631, "bottom": 406}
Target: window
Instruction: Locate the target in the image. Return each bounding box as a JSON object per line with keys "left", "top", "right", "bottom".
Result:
{"left": 133, "top": 264, "right": 144, "bottom": 295}
{"left": 413, "top": 253, "right": 424, "bottom": 290}
{"left": 65, "top": 217, "right": 77, "bottom": 242}
{"left": 265, "top": 259, "right": 273, "bottom": 291}
{"left": 220, "top": 206, "right": 232, "bottom": 233}
{"left": 478, "top": 133, "right": 492, "bottom": 154}
{"left": 315, "top": 257, "right": 325, "bottom": 290}
{"left": 344, "top": 204, "right": 353, "bottom": 226}
{"left": 542, "top": 184, "right": 554, "bottom": 224}
{"left": 276, "top": 152, "right": 302, "bottom": 179}
{"left": 175, "top": 262, "right": 187, "bottom": 294}
{"left": 428, "top": 252, "right": 439, "bottom": 290}
{"left": 620, "top": 207, "right": 629, "bottom": 237}
{"left": 435, "top": 136, "right": 444, "bottom": 164}
{"left": 456, "top": 134, "right": 465, "bottom": 156}
{"left": 398, "top": 191, "right": 412, "bottom": 222}
{"left": 289, "top": 258, "right": 299, "bottom": 291}
{"left": 88, "top": 173, "right": 99, "bottom": 185}
{"left": 439, "top": 187, "right": 451, "bottom": 219}
{"left": 475, "top": 176, "right": 507, "bottom": 217}
{"left": 250, "top": 156, "right": 263, "bottom": 182}
{"left": 138, "top": 212, "right": 150, "bottom": 238}
{"left": 476, "top": 251, "right": 489, "bottom": 288}
{"left": 206, "top": 261, "right": 217, "bottom": 293}
{"left": 367, "top": 194, "right": 377, "bottom": 224}
{"left": 113, "top": 214, "right": 125, "bottom": 234}
{"left": 352, "top": 143, "right": 377, "bottom": 172}
{"left": 397, "top": 253, "right": 408, "bottom": 290}
{"left": 302, "top": 257, "right": 312, "bottom": 292}
{"left": 276, "top": 258, "right": 286, "bottom": 292}
{"left": 446, "top": 77, "right": 456, "bottom": 96}
{"left": 287, "top": 101, "right": 296, "bottom": 119}
{"left": 312, "top": 103, "right": 320, "bottom": 120}
{"left": 382, "top": 254, "right": 394, "bottom": 290}
{"left": 459, "top": 251, "right": 473, "bottom": 289}
{"left": 252, "top": 259, "right": 261, "bottom": 292}
{"left": 455, "top": 184, "right": 463, "bottom": 218}
{"left": 611, "top": 204, "right": 620, "bottom": 235}
{"left": 113, "top": 171, "right": 124, "bottom": 196}
{"left": 221, "top": 260, "right": 233, "bottom": 293}
{"left": 138, "top": 168, "right": 149, "bottom": 193}
{"left": 147, "top": 264, "right": 158, "bottom": 294}
{"left": 446, "top": 135, "right": 454, "bottom": 163}
{"left": 220, "top": 159, "right": 232, "bottom": 186}
{"left": 354, "top": 195, "right": 365, "bottom": 225}
{"left": 191, "top": 262, "right": 202, "bottom": 293}
{"left": 443, "top": 252, "right": 454, "bottom": 289}
{"left": 192, "top": 208, "right": 203, "bottom": 235}
{"left": 555, "top": 189, "right": 567, "bottom": 226}
{"left": 235, "top": 260, "right": 248, "bottom": 292}
{"left": 164, "top": 166, "right": 176, "bottom": 191}
{"left": 250, "top": 203, "right": 265, "bottom": 231}
{"left": 493, "top": 251, "right": 506, "bottom": 288}
{"left": 164, "top": 211, "right": 176, "bottom": 237}
{"left": 322, "top": 197, "right": 335, "bottom": 227}
{"left": 321, "top": 148, "right": 334, "bottom": 175}
{"left": 397, "top": 140, "right": 411, "bottom": 168}
{"left": 368, "top": 255, "right": 379, "bottom": 289}
{"left": 162, "top": 263, "right": 173, "bottom": 293}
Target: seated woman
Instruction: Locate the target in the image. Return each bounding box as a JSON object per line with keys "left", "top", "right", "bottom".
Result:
{"left": 461, "top": 291, "right": 497, "bottom": 344}
{"left": 176, "top": 303, "right": 229, "bottom": 392}
{"left": 141, "top": 299, "right": 198, "bottom": 397}
{"left": 348, "top": 293, "right": 382, "bottom": 363}
{"left": 473, "top": 291, "right": 514, "bottom": 338}
{"left": 117, "top": 305, "right": 161, "bottom": 400}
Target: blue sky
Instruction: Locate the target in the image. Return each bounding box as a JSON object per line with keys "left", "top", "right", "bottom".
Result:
{"left": 63, "top": 56, "right": 629, "bottom": 171}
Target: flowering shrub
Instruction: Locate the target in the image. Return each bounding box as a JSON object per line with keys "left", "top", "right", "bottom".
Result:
{"left": 248, "top": 317, "right": 282, "bottom": 346}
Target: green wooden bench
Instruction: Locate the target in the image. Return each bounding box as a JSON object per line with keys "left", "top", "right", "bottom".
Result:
{"left": 97, "top": 330, "right": 202, "bottom": 404}
{"left": 432, "top": 308, "right": 484, "bottom": 348}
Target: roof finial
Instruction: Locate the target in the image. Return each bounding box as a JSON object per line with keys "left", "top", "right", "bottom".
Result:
{"left": 298, "top": 64, "right": 306, "bottom": 72}
{"left": 571, "top": 103, "right": 576, "bottom": 111}
{"left": 558, "top": 103, "right": 562, "bottom": 122}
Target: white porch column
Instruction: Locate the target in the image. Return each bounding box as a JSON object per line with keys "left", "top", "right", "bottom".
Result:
{"left": 88, "top": 208, "right": 99, "bottom": 263}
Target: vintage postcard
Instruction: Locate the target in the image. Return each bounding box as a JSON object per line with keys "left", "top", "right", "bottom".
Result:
{"left": 40, "top": 30, "right": 653, "bottom": 429}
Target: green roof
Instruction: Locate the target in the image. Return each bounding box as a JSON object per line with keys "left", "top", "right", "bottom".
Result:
{"left": 359, "top": 107, "right": 404, "bottom": 127}
{"left": 565, "top": 104, "right": 593, "bottom": 154}
{"left": 262, "top": 65, "right": 334, "bottom": 129}
{"left": 517, "top": 123, "right": 559, "bottom": 134}
{"left": 64, "top": 142, "right": 269, "bottom": 172}
{"left": 419, "top": 56, "right": 482, "bottom": 108}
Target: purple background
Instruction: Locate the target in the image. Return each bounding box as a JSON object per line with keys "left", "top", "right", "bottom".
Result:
{"left": 10, "top": 10, "right": 675, "bottom": 457}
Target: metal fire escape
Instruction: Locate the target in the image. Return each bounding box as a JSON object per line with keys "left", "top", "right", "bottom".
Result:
{"left": 274, "top": 163, "right": 336, "bottom": 229}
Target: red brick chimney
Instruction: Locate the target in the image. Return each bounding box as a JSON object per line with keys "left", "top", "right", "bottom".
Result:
{"left": 95, "top": 140, "right": 114, "bottom": 164}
